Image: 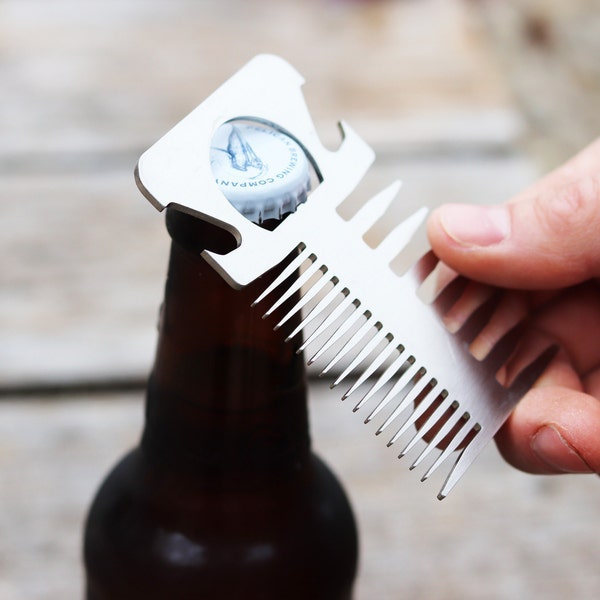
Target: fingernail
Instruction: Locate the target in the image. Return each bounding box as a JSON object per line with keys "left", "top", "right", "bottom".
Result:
{"left": 439, "top": 204, "right": 510, "bottom": 247}
{"left": 531, "top": 426, "right": 593, "bottom": 473}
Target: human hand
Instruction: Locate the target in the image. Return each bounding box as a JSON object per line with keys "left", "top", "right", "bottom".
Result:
{"left": 427, "top": 138, "right": 600, "bottom": 476}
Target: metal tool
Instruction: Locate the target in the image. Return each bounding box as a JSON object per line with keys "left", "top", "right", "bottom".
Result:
{"left": 136, "top": 54, "right": 555, "bottom": 499}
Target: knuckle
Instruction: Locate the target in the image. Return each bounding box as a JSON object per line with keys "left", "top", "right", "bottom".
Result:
{"left": 535, "top": 176, "right": 600, "bottom": 238}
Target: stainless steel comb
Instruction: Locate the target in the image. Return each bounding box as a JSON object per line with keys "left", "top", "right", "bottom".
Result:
{"left": 136, "top": 54, "right": 554, "bottom": 499}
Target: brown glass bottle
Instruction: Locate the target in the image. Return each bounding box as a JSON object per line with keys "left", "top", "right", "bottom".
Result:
{"left": 83, "top": 207, "right": 359, "bottom": 599}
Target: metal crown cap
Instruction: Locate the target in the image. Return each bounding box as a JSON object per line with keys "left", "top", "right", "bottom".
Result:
{"left": 210, "top": 121, "right": 311, "bottom": 224}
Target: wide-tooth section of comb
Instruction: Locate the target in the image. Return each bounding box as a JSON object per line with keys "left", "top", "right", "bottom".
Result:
{"left": 374, "top": 206, "right": 429, "bottom": 263}
{"left": 350, "top": 181, "right": 402, "bottom": 235}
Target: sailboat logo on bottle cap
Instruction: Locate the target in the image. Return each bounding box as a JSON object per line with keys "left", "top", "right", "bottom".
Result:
{"left": 210, "top": 121, "right": 311, "bottom": 224}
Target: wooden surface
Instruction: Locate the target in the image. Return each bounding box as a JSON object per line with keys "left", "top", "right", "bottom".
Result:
{"left": 477, "top": 0, "right": 600, "bottom": 167}
{"left": 1, "top": 1, "right": 600, "bottom": 598}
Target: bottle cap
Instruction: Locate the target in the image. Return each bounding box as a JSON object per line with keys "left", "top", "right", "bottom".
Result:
{"left": 210, "top": 121, "right": 311, "bottom": 224}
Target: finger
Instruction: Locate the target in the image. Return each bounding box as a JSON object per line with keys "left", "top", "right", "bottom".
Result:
{"left": 494, "top": 283, "right": 600, "bottom": 384}
{"left": 495, "top": 385, "right": 600, "bottom": 474}
{"left": 427, "top": 175, "right": 600, "bottom": 289}
{"left": 584, "top": 366, "right": 600, "bottom": 398}
{"left": 531, "top": 282, "right": 600, "bottom": 375}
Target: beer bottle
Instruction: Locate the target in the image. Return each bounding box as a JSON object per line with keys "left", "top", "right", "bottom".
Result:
{"left": 83, "top": 121, "right": 359, "bottom": 599}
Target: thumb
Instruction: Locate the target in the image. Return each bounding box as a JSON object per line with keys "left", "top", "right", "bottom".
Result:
{"left": 495, "top": 385, "right": 600, "bottom": 475}
{"left": 427, "top": 176, "right": 600, "bottom": 289}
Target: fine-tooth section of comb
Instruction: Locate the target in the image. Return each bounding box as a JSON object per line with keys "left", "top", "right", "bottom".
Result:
{"left": 410, "top": 402, "right": 465, "bottom": 469}
{"left": 320, "top": 317, "right": 381, "bottom": 376}
{"left": 353, "top": 352, "right": 413, "bottom": 413}
{"left": 398, "top": 392, "right": 453, "bottom": 458}
{"left": 275, "top": 272, "right": 335, "bottom": 331}
{"left": 309, "top": 305, "right": 368, "bottom": 366}
{"left": 244, "top": 184, "right": 555, "bottom": 500}
{"left": 253, "top": 246, "right": 312, "bottom": 308}
{"left": 434, "top": 344, "right": 558, "bottom": 499}
{"left": 285, "top": 282, "right": 347, "bottom": 342}
{"left": 262, "top": 259, "right": 324, "bottom": 318}
{"left": 137, "top": 55, "right": 557, "bottom": 498}
{"left": 299, "top": 296, "right": 359, "bottom": 356}
{"left": 367, "top": 362, "right": 423, "bottom": 424}
{"left": 248, "top": 187, "right": 556, "bottom": 498}
{"left": 332, "top": 329, "right": 392, "bottom": 389}
{"left": 422, "top": 417, "right": 477, "bottom": 482}
{"left": 379, "top": 376, "right": 437, "bottom": 439}
{"left": 296, "top": 297, "right": 353, "bottom": 353}
{"left": 384, "top": 377, "right": 440, "bottom": 445}
{"left": 340, "top": 338, "right": 399, "bottom": 397}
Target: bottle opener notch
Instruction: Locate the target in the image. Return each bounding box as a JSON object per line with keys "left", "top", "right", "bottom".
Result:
{"left": 136, "top": 54, "right": 555, "bottom": 499}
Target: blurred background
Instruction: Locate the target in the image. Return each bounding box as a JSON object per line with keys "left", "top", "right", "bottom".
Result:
{"left": 1, "top": 0, "right": 600, "bottom": 598}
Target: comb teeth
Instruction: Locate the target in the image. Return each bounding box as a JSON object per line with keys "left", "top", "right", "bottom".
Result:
{"left": 252, "top": 198, "right": 555, "bottom": 498}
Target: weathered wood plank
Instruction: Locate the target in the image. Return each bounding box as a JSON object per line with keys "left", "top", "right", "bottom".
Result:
{"left": 1, "top": 0, "right": 512, "bottom": 159}
{"left": 473, "top": 0, "right": 600, "bottom": 167}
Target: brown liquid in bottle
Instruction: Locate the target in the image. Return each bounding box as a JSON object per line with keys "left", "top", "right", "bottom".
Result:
{"left": 83, "top": 209, "right": 359, "bottom": 599}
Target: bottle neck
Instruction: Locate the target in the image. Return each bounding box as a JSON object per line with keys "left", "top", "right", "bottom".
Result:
{"left": 142, "top": 209, "right": 310, "bottom": 482}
